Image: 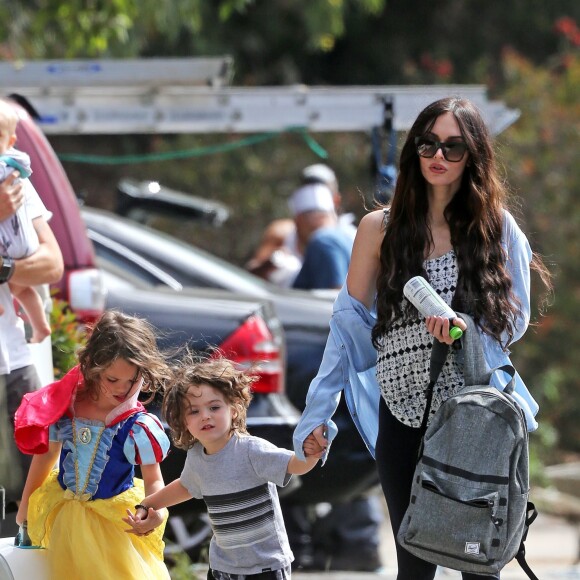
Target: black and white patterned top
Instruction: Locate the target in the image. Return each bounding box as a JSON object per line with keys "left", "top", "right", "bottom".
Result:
{"left": 376, "top": 250, "right": 464, "bottom": 427}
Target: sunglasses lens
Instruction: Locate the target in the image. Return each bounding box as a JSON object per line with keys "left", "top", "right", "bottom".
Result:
{"left": 415, "top": 137, "right": 467, "bottom": 162}
{"left": 416, "top": 138, "right": 437, "bottom": 158}
{"left": 444, "top": 143, "right": 467, "bottom": 162}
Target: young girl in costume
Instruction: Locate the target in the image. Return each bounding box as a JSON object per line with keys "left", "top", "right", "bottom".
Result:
{"left": 124, "top": 354, "right": 323, "bottom": 580}
{"left": 14, "top": 310, "right": 171, "bottom": 580}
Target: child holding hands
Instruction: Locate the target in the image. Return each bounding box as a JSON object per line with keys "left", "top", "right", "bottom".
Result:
{"left": 14, "top": 310, "right": 171, "bottom": 579}
{"left": 125, "top": 354, "right": 323, "bottom": 580}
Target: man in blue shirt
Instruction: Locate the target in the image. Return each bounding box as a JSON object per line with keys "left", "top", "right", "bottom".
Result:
{"left": 290, "top": 183, "right": 353, "bottom": 291}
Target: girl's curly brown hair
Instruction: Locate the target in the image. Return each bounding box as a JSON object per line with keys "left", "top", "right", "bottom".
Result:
{"left": 163, "top": 353, "right": 255, "bottom": 450}
{"left": 76, "top": 310, "right": 169, "bottom": 404}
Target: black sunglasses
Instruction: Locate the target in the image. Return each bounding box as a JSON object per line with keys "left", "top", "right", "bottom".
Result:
{"left": 414, "top": 136, "right": 468, "bottom": 162}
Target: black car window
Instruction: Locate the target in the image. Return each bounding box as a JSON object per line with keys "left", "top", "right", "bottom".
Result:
{"left": 83, "top": 208, "right": 271, "bottom": 297}
{"left": 88, "top": 230, "right": 183, "bottom": 291}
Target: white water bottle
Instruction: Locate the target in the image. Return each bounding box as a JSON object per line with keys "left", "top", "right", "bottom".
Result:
{"left": 403, "top": 276, "right": 463, "bottom": 340}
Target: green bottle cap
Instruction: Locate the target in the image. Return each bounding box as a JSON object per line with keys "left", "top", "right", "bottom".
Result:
{"left": 449, "top": 326, "right": 463, "bottom": 340}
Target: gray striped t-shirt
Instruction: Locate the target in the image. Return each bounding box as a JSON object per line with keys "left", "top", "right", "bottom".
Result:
{"left": 180, "top": 433, "right": 294, "bottom": 575}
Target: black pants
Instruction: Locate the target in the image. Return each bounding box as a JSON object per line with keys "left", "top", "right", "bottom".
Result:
{"left": 3, "top": 365, "right": 39, "bottom": 504}
{"left": 375, "top": 398, "right": 500, "bottom": 580}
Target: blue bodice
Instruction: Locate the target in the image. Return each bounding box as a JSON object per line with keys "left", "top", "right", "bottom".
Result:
{"left": 49, "top": 412, "right": 168, "bottom": 500}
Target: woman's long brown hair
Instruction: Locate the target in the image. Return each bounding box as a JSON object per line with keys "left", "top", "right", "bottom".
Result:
{"left": 372, "top": 97, "right": 551, "bottom": 348}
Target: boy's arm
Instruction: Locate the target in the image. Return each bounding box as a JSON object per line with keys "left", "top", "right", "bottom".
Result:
{"left": 16, "top": 441, "right": 61, "bottom": 525}
{"left": 287, "top": 454, "right": 320, "bottom": 475}
{"left": 124, "top": 478, "right": 193, "bottom": 535}
{"left": 287, "top": 432, "right": 325, "bottom": 475}
{"left": 141, "top": 477, "right": 193, "bottom": 511}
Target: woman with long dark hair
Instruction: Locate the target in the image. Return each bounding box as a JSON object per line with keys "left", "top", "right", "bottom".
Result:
{"left": 293, "top": 96, "right": 551, "bottom": 580}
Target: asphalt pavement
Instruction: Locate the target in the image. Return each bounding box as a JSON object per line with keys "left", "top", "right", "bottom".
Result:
{"left": 5, "top": 492, "right": 575, "bottom": 579}
{"left": 293, "top": 494, "right": 580, "bottom": 580}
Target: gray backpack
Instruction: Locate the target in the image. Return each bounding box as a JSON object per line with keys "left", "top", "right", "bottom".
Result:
{"left": 396, "top": 314, "right": 538, "bottom": 579}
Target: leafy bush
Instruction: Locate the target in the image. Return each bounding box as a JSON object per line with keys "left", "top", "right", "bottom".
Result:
{"left": 50, "top": 296, "right": 86, "bottom": 379}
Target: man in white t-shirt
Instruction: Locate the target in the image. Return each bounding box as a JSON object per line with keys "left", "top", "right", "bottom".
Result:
{"left": 0, "top": 172, "right": 63, "bottom": 507}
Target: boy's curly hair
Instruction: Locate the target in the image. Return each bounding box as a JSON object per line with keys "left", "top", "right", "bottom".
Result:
{"left": 163, "top": 353, "right": 255, "bottom": 450}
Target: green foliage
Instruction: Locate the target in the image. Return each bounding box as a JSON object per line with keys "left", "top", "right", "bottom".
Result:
{"left": 499, "top": 46, "right": 580, "bottom": 453}
{"left": 50, "top": 296, "right": 86, "bottom": 379}
{"left": 4, "top": 1, "right": 577, "bottom": 88}
{"left": 0, "top": 0, "right": 215, "bottom": 59}
{"left": 1, "top": 0, "right": 136, "bottom": 58}
{"left": 0, "top": 0, "right": 385, "bottom": 61}
{"left": 529, "top": 422, "right": 559, "bottom": 486}
{"left": 165, "top": 547, "right": 202, "bottom": 580}
{"left": 3, "top": 0, "right": 579, "bottom": 463}
{"left": 218, "top": 0, "right": 254, "bottom": 21}
{"left": 0, "top": 0, "right": 387, "bottom": 61}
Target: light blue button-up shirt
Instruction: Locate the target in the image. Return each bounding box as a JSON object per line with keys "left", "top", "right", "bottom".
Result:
{"left": 293, "top": 210, "right": 538, "bottom": 462}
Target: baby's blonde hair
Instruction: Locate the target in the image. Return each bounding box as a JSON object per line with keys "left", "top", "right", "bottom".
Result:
{"left": 0, "top": 100, "right": 19, "bottom": 135}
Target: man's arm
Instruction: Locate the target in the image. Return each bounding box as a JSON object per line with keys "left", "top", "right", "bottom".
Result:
{"left": 8, "top": 217, "right": 64, "bottom": 286}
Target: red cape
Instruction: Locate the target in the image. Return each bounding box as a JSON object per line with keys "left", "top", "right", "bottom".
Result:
{"left": 14, "top": 365, "right": 82, "bottom": 455}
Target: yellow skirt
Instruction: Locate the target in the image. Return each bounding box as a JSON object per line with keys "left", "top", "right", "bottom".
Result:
{"left": 28, "top": 470, "right": 170, "bottom": 580}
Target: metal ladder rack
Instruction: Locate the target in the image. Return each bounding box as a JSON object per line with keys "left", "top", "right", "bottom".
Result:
{"left": 1, "top": 58, "right": 519, "bottom": 135}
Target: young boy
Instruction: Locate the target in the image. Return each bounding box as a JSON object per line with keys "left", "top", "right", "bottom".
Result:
{"left": 124, "top": 355, "right": 324, "bottom": 579}
{"left": 0, "top": 100, "right": 51, "bottom": 343}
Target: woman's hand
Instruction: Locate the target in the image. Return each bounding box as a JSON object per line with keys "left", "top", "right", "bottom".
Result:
{"left": 304, "top": 425, "right": 328, "bottom": 457}
{"left": 425, "top": 316, "right": 467, "bottom": 345}
{"left": 303, "top": 433, "right": 326, "bottom": 459}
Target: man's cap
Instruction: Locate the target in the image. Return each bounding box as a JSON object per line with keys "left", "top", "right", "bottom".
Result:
{"left": 288, "top": 183, "right": 335, "bottom": 216}
{"left": 301, "top": 164, "right": 338, "bottom": 193}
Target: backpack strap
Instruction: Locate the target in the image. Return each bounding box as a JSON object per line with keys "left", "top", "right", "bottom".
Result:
{"left": 418, "top": 314, "right": 517, "bottom": 447}
{"left": 418, "top": 339, "right": 449, "bottom": 445}
{"left": 514, "top": 502, "right": 539, "bottom": 580}
{"left": 419, "top": 313, "right": 481, "bottom": 442}
{"left": 456, "top": 314, "right": 520, "bottom": 398}
{"left": 418, "top": 313, "right": 481, "bottom": 444}
{"left": 455, "top": 313, "right": 491, "bottom": 387}
{"left": 492, "top": 364, "right": 516, "bottom": 396}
